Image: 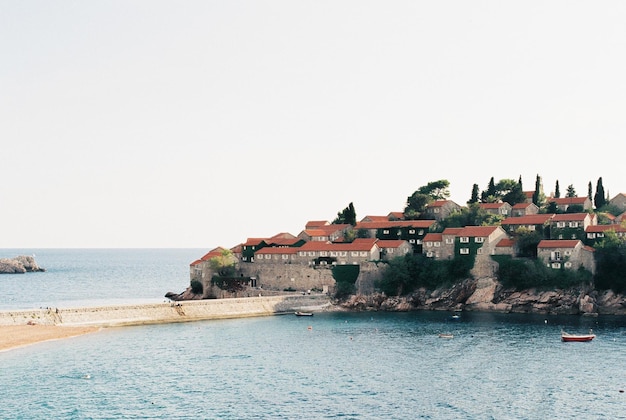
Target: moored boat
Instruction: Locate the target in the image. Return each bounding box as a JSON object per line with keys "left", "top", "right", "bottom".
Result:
{"left": 561, "top": 330, "right": 595, "bottom": 342}
{"left": 295, "top": 311, "right": 313, "bottom": 317}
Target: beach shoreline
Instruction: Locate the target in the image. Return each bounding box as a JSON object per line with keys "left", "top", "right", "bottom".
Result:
{"left": 0, "top": 294, "right": 333, "bottom": 352}
{"left": 0, "top": 324, "right": 101, "bottom": 353}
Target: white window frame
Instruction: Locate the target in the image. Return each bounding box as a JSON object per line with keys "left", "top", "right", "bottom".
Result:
{"left": 460, "top": 248, "right": 470, "bottom": 255}
{"left": 460, "top": 237, "right": 469, "bottom": 243}
{"left": 475, "top": 237, "right": 484, "bottom": 243}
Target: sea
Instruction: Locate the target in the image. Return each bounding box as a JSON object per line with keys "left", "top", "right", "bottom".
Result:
{"left": 1, "top": 249, "right": 625, "bottom": 420}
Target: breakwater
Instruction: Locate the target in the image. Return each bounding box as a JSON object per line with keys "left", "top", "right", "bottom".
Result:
{"left": 0, "top": 294, "right": 332, "bottom": 327}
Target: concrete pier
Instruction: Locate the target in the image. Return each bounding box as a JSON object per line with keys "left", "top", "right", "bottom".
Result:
{"left": 0, "top": 294, "right": 332, "bottom": 327}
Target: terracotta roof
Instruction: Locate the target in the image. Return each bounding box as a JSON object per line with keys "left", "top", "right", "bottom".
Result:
{"left": 200, "top": 247, "right": 228, "bottom": 261}
{"left": 501, "top": 214, "right": 555, "bottom": 225}
{"left": 586, "top": 225, "right": 626, "bottom": 233}
{"left": 302, "top": 229, "right": 328, "bottom": 237}
{"left": 479, "top": 203, "right": 508, "bottom": 209}
{"left": 190, "top": 259, "right": 203, "bottom": 266}
{"left": 457, "top": 226, "right": 500, "bottom": 237}
{"left": 442, "top": 227, "right": 464, "bottom": 235}
{"left": 299, "top": 238, "right": 378, "bottom": 252}
{"left": 361, "top": 215, "right": 390, "bottom": 222}
{"left": 512, "top": 203, "right": 533, "bottom": 209}
{"left": 354, "top": 220, "right": 435, "bottom": 230}
{"left": 549, "top": 197, "right": 589, "bottom": 205}
{"left": 427, "top": 200, "right": 451, "bottom": 208}
{"left": 552, "top": 213, "right": 591, "bottom": 222}
{"left": 376, "top": 240, "right": 407, "bottom": 248}
{"left": 305, "top": 221, "right": 329, "bottom": 228}
{"left": 496, "top": 238, "right": 516, "bottom": 247}
{"left": 255, "top": 247, "right": 298, "bottom": 255}
{"left": 537, "top": 240, "right": 581, "bottom": 248}
{"left": 423, "top": 233, "right": 442, "bottom": 242}
{"left": 243, "top": 238, "right": 267, "bottom": 246}
{"left": 269, "top": 232, "right": 296, "bottom": 240}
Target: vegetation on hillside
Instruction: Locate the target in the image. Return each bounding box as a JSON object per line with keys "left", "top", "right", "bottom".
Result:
{"left": 376, "top": 253, "right": 473, "bottom": 296}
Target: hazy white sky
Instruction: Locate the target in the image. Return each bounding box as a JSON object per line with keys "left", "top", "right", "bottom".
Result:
{"left": 2, "top": 1, "right": 626, "bottom": 248}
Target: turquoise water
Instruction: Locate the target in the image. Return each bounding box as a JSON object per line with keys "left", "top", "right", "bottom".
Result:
{"left": 0, "top": 249, "right": 201, "bottom": 310}
{"left": 1, "top": 311, "right": 626, "bottom": 419}
{"left": 1, "top": 249, "right": 626, "bottom": 419}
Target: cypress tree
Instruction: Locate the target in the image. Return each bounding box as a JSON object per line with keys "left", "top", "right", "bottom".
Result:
{"left": 594, "top": 177, "right": 606, "bottom": 209}
{"left": 554, "top": 180, "right": 561, "bottom": 198}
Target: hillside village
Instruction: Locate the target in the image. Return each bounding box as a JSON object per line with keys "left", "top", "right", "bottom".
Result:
{"left": 187, "top": 187, "right": 626, "bottom": 301}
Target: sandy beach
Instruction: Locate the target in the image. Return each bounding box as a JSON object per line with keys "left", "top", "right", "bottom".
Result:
{"left": 0, "top": 325, "right": 100, "bottom": 352}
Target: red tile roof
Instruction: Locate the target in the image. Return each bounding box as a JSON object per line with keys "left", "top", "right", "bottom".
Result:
{"left": 423, "top": 233, "right": 443, "bottom": 242}
{"left": 255, "top": 247, "right": 298, "bottom": 255}
{"left": 549, "top": 197, "right": 589, "bottom": 205}
{"left": 496, "top": 238, "right": 516, "bottom": 247}
{"left": 501, "top": 214, "right": 555, "bottom": 225}
{"left": 376, "top": 240, "right": 407, "bottom": 248}
{"left": 299, "top": 238, "right": 378, "bottom": 252}
{"left": 537, "top": 240, "right": 580, "bottom": 248}
{"left": 479, "top": 203, "right": 508, "bottom": 209}
{"left": 552, "top": 213, "right": 591, "bottom": 222}
{"left": 354, "top": 220, "right": 435, "bottom": 230}
{"left": 586, "top": 225, "right": 626, "bottom": 233}
{"left": 457, "top": 226, "right": 500, "bottom": 237}
{"left": 306, "top": 221, "right": 329, "bottom": 228}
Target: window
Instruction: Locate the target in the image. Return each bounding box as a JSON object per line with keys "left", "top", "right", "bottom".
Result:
{"left": 388, "top": 248, "right": 394, "bottom": 253}
{"left": 569, "top": 222, "right": 578, "bottom": 228}
{"left": 409, "top": 239, "right": 415, "bottom": 244}
{"left": 409, "top": 229, "right": 415, "bottom": 234}
{"left": 460, "top": 237, "right": 469, "bottom": 243}
{"left": 564, "top": 250, "right": 572, "bottom": 256}
{"left": 571, "top": 234, "right": 577, "bottom": 239}
{"left": 308, "top": 252, "right": 315, "bottom": 257}
{"left": 416, "top": 239, "right": 422, "bottom": 245}
{"left": 340, "top": 252, "right": 347, "bottom": 257}
{"left": 587, "top": 233, "right": 595, "bottom": 239}
{"left": 598, "top": 232, "right": 605, "bottom": 238}
{"left": 528, "top": 225, "right": 536, "bottom": 231}
{"left": 475, "top": 237, "right": 484, "bottom": 243}
{"left": 558, "top": 234, "right": 563, "bottom": 239}
{"left": 477, "top": 248, "right": 483, "bottom": 254}
{"left": 282, "top": 254, "right": 289, "bottom": 260}
{"left": 434, "top": 242, "right": 441, "bottom": 247}
{"left": 418, "top": 230, "right": 424, "bottom": 235}
{"left": 383, "top": 229, "right": 389, "bottom": 234}
{"left": 551, "top": 262, "right": 561, "bottom": 269}
{"left": 351, "top": 251, "right": 359, "bottom": 257}
{"left": 551, "top": 251, "right": 561, "bottom": 260}
{"left": 460, "top": 248, "right": 470, "bottom": 254}
{"left": 360, "top": 251, "right": 367, "bottom": 257}
{"left": 299, "top": 251, "right": 306, "bottom": 256}
{"left": 426, "top": 251, "right": 434, "bottom": 257}
{"left": 265, "top": 254, "right": 271, "bottom": 259}
{"left": 330, "top": 251, "right": 337, "bottom": 257}
{"left": 426, "top": 241, "right": 432, "bottom": 247}
{"left": 564, "top": 262, "right": 572, "bottom": 268}
{"left": 557, "top": 222, "right": 566, "bottom": 228}
{"left": 434, "top": 208, "right": 440, "bottom": 213}
{"left": 320, "top": 251, "right": 328, "bottom": 257}
{"left": 445, "top": 238, "right": 454, "bottom": 244}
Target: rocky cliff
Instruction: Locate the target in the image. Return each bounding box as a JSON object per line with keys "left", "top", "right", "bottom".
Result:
{"left": 0, "top": 256, "right": 45, "bottom": 274}
{"left": 340, "top": 277, "right": 626, "bottom": 316}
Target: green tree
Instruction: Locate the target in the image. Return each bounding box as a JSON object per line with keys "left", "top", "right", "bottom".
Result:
{"left": 532, "top": 174, "right": 545, "bottom": 207}
{"left": 209, "top": 249, "right": 236, "bottom": 276}
{"left": 333, "top": 202, "right": 357, "bottom": 225}
{"left": 417, "top": 180, "right": 451, "bottom": 200}
{"left": 554, "top": 180, "right": 561, "bottom": 198}
{"left": 481, "top": 177, "right": 497, "bottom": 202}
{"left": 468, "top": 183, "right": 480, "bottom": 204}
{"left": 502, "top": 176, "right": 526, "bottom": 205}
{"left": 514, "top": 227, "right": 542, "bottom": 258}
{"left": 587, "top": 181, "right": 593, "bottom": 201}
{"left": 594, "top": 230, "right": 626, "bottom": 293}
{"left": 566, "top": 184, "right": 577, "bottom": 198}
{"left": 594, "top": 177, "right": 607, "bottom": 209}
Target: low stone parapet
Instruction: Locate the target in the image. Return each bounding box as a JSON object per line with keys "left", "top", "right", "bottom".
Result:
{"left": 0, "top": 295, "right": 332, "bottom": 327}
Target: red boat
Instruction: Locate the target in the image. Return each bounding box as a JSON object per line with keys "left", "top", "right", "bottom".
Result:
{"left": 561, "top": 330, "right": 596, "bottom": 342}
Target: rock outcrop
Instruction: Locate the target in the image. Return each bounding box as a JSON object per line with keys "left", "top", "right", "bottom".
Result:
{"left": 0, "top": 256, "right": 45, "bottom": 274}
{"left": 340, "top": 277, "right": 626, "bottom": 316}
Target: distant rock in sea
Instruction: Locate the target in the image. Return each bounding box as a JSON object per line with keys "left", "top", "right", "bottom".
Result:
{"left": 0, "top": 255, "right": 46, "bottom": 274}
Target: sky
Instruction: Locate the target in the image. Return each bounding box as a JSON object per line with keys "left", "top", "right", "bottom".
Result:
{"left": 2, "top": 1, "right": 626, "bottom": 249}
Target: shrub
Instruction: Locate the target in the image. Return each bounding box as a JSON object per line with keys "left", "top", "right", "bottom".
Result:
{"left": 190, "top": 279, "right": 203, "bottom": 295}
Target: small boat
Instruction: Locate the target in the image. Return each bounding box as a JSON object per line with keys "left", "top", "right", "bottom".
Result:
{"left": 295, "top": 311, "right": 313, "bottom": 317}
{"left": 561, "top": 330, "right": 595, "bottom": 342}
{"left": 438, "top": 333, "right": 454, "bottom": 339}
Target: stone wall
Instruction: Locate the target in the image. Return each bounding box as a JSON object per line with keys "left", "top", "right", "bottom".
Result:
{"left": 0, "top": 295, "right": 332, "bottom": 327}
